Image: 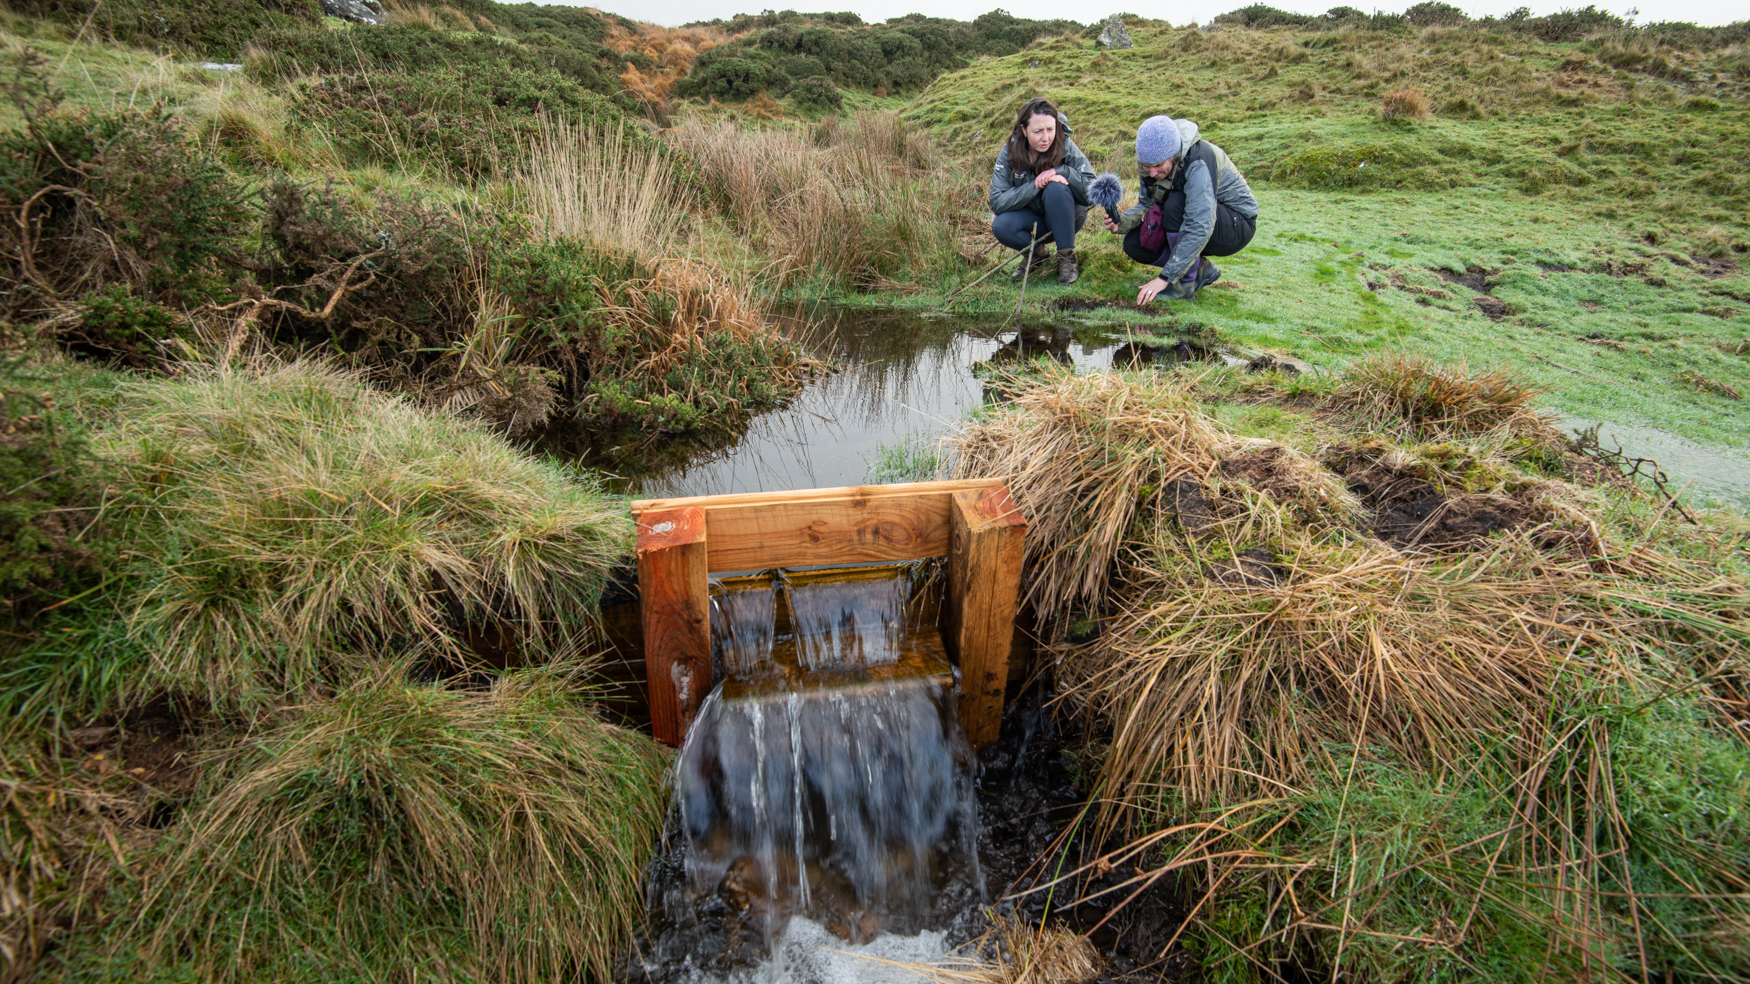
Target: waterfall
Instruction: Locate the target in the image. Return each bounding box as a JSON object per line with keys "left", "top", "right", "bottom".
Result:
{"left": 675, "top": 571, "right": 981, "bottom": 947}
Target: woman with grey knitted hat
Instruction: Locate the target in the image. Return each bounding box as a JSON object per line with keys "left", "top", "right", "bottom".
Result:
{"left": 1104, "top": 115, "right": 1259, "bottom": 305}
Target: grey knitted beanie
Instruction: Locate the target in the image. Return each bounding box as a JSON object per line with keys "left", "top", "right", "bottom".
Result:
{"left": 1135, "top": 115, "right": 1181, "bottom": 165}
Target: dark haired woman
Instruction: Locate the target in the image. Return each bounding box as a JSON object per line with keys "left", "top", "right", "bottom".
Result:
{"left": 989, "top": 97, "right": 1095, "bottom": 285}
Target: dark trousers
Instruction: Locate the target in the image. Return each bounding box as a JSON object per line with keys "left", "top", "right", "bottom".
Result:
{"left": 992, "top": 181, "right": 1086, "bottom": 253}
{"left": 1121, "top": 190, "right": 1257, "bottom": 268}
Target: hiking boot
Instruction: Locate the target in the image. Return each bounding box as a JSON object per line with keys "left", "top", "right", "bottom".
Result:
{"left": 1195, "top": 258, "right": 1221, "bottom": 292}
{"left": 1056, "top": 248, "right": 1079, "bottom": 285}
{"left": 1010, "top": 245, "right": 1053, "bottom": 281}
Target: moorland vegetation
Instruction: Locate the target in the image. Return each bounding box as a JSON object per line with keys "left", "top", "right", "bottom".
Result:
{"left": 1, "top": 0, "right": 1747, "bottom": 982}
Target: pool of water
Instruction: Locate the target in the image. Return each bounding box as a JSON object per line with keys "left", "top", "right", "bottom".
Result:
{"left": 576, "top": 306, "right": 1750, "bottom": 509}
{"left": 586, "top": 310, "right": 1229, "bottom": 499}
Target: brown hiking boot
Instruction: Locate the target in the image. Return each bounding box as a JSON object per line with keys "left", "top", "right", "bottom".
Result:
{"left": 1011, "top": 245, "right": 1053, "bottom": 281}
{"left": 1056, "top": 248, "right": 1079, "bottom": 285}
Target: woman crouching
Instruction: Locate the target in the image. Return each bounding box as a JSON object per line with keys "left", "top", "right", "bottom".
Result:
{"left": 1105, "top": 115, "right": 1259, "bottom": 305}
{"left": 989, "top": 98, "right": 1095, "bottom": 286}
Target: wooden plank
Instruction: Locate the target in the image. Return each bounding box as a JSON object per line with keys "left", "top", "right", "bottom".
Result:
{"left": 943, "top": 485, "right": 1027, "bottom": 748}
{"left": 632, "top": 480, "right": 1005, "bottom": 573}
{"left": 630, "top": 478, "right": 1002, "bottom": 515}
{"left": 636, "top": 507, "right": 711, "bottom": 747}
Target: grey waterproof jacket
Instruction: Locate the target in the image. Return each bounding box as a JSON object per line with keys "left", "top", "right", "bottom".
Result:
{"left": 988, "top": 113, "right": 1095, "bottom": 216}
{"left": 1115, "top": 119, "right": 1259, "bottom": 283}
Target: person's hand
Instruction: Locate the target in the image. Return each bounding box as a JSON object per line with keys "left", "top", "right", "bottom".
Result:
{"left": 1103, "top": 215, "right": 1121, "bottom": 233}
{"left": 1032, "top": 167, "right": 1057, "bottom": 189}
{"left": 1047, "top": 173, "right": 1069, "bottom": 186}
{"left": 1137, "top": 276, "right": 1172, "bottom": 305}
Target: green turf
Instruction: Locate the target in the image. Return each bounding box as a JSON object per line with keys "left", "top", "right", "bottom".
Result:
{"left": 842, "top": 20, "right": 1750, "bottom": 487}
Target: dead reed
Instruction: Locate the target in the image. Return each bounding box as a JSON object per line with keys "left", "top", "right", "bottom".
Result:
{"left": 871, "top": 914, "right": 1102, "bottom": 984}
{"left": 664, "top": 112, "right": 968, "bottom": 287}
{"left": 518, "top": 120, "right": 690, "bottom": 263}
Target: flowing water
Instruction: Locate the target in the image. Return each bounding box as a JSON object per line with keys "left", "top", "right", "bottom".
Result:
{"left": 632, "top": 571, "right": 983, "bottom": 983}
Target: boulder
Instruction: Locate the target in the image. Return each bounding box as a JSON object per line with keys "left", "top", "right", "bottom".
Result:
{"left": 322, "top": 0, "right": 383, "bottom": 25}
{"left": 1096, "top": 14, "right": 1133, "bottom": 49}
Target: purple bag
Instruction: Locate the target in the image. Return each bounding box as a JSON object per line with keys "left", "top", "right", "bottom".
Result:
{"left": 1138, "top": 203, "right": 1166, "bottom": 253}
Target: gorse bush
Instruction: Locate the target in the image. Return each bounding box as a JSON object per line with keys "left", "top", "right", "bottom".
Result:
{"left": 289, "top": 65, "right": 628, "bottom": 178}
{"left": 673, "top": 10, "right": 1081, "bottom": 103}
{"left": 0, "top": 65, "right": 251, "bottom": 360}
{"left": 93, "top": 664, "right": 669, "bottom": 984}
{"left": 247, "top": 17, "right": 624, "bottom": 93}
{"left": 96, "top": 363, "right": 632, "bottom": 713}
{"left": 8, "top": 0, "right": 321, "bottom": 61}
{"left": 0, "top": 360, "right": 108, "bottom": 621}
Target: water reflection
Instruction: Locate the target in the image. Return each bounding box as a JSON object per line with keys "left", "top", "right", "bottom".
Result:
{"left": 597, "top": 309, "right": 1193, "bottom": 498}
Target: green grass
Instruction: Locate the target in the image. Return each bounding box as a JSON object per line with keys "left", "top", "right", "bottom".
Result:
{"left": 63, "top": 662, "right": 669, "bottom": 984}
{"left": 85, "top": 361, "right": 630, "bottom": 715}
{"left": 874, "top": 20, "right": 1750, "bottom": 476}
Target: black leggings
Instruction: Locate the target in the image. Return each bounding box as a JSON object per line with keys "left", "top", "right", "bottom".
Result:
{"left": 1122, "top": 191, "right": 1257, "bottom": 267}
{"left": 992, "top": 181, "right": 1087, "bottom": 253}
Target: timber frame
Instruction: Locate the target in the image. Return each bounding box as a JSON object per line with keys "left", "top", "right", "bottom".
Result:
{"left": 631, "top": 479, "right": 1027, "bottom": 749}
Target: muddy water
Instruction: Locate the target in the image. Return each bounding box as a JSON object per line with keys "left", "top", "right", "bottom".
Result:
{"left": 1557, "top": 416, "right": 1750, "bottom": 508}
{"left": 588, "top": 310, "right": 1226, "bottom": 498}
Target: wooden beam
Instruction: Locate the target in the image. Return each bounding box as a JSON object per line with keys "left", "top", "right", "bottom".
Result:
{"left": 636, "top": 506, "right": 711, "bottom": 747}
{"left": 943, "top": 485, "right": 1026, "bottom": 748}
{"left": 632, "top": 479, "right": 1004, "bottom": 573}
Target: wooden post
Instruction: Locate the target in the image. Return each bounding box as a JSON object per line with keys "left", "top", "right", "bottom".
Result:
{"left": 944, "top": 485, "right": 1026, "bottom": 748}
{"left": 636, "top": 506, "right": 711, "bottom": 747}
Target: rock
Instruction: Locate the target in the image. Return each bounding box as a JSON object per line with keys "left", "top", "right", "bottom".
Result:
{"left": 1096, "top": 14, "right": 1133, "bottom": 49}
{"left": 322, "top": 0, "right": 382, "bottom": 25}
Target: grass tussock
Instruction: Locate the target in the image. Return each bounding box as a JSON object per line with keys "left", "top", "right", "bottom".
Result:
{"left": 519, "top": 120, "right": 691, "bottom": 263}
{"left": 971, "top": 367, "right": 1750, "bottom": 982}
{"left": 1332, "top": 354, "right": 1558, "bottom": 441}
{"left": 665, "top": 111, "right": 971, "bottom": 289}
{"left": 101, "top": 663, "right": 669, "bottom": 984}
{"left": 96, "top": 362, "right": 630, "bottom": 712}
{"left": 1380, "top": 86, "right": 1431, "bottom": 119}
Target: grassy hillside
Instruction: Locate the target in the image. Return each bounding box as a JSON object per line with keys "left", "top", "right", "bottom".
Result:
{"left": 893, "top": 16, "right": 1750, "bottom": 475}
{"left": 1, "top": 3, "right": 1748, "bottom": 982}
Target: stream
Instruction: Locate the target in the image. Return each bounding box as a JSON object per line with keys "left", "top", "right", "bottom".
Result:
{"left": 605, "top": 309, "right": 1750, "bottom": 984}
{"left": 582, "top": 308, "right": 1750, "bottom": 507}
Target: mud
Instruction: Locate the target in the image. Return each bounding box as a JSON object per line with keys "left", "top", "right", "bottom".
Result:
{"left": 1433, "top": 266, "right": 1495, "bottom": 293}
{"left": 1472, "top": 296, "right": 1509, "bottom": 321}
{"left": 1339, "top": 461, "right": 1537, "bottom": 549}
{"left": 1220, "top": 446, "right": 1304, "bottom": 503}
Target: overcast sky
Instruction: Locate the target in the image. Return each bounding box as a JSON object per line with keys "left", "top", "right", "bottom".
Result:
{"left": 587, "top": 0, "right": 1743, "bottom": 29}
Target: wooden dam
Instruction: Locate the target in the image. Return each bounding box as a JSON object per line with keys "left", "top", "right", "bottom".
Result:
{"left": 629, "top": 479, "right": 1029, "bottom": 748}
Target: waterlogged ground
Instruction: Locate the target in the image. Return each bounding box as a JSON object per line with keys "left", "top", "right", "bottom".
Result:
{"left": 587, "top": 306, "right": 1750, "bottom": 509}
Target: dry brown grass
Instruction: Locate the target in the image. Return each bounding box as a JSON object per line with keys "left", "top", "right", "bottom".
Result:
{"left": 1381, "top": 86, "right": 1432, "bottom": 119}
{"left": 518, "top": 120, "right": 690, "bottom": 263}
{"left": 1067, "top": 537, "right": 1628, "bottom": 824}
{"left": 664, "top": 112, "right": 969, "bottom": 288}
{"left": 1331, "top": 354, "right": 1558, "bottom": 441}
{"left": 873, "top": 914, "right": 1102, "bottom": 984}
{"left": 605, "top": 21, "right": 729, "bottom": 114}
